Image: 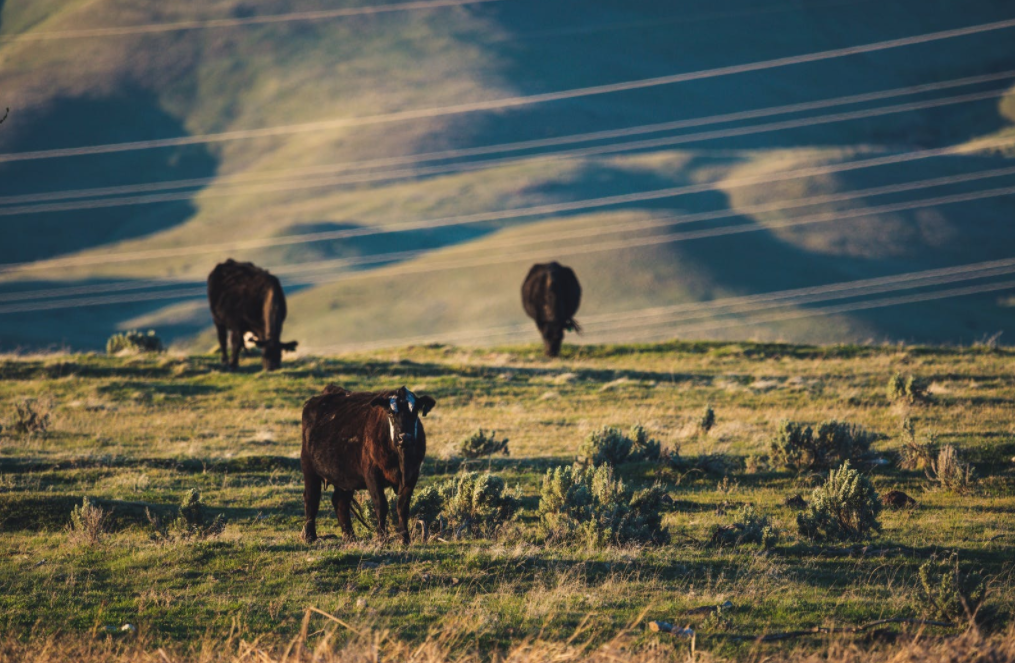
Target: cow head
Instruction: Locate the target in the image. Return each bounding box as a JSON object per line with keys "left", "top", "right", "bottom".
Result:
{"left": 254, "top": 338, "right": 298, "bottom": 370}
{"left": 371, "top": 386, "right": 435, "bottom": 468}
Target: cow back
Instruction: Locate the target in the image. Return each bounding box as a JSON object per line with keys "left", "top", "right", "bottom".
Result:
{"left": 522, "top": 262, "right": 581, "bottom": 323}
{"left": 207, "top": 259, "right": 287, "bottom": 337}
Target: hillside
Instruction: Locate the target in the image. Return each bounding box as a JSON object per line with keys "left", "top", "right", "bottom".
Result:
{"left": 1, "top": 0, "right": 1015, "bottom": 350}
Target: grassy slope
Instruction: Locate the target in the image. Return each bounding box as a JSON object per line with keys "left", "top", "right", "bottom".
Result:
{"left": 0, "top": 342, "right": 1013, "bottom": 658}
{"left": 1, "top": 0, "right": 1015, "bottom": 350}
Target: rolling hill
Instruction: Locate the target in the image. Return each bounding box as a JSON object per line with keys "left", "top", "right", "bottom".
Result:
{"left": 1, "top": 0, "right": 1014, "bottom": 351}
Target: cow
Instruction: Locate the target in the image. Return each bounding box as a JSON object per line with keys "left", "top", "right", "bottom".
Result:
{"left": 521, "top": 261, "right": 582, "bottom": 357}
{"left": 207, "top": 259, "right": 297, "bottom": 371}
{"left": 300, "top": 385, "right": 436, "bottom": 544}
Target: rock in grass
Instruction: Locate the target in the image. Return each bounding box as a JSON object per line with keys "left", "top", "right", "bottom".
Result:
{"left": 881, "top": 490, "right": 917, "bottom": 509}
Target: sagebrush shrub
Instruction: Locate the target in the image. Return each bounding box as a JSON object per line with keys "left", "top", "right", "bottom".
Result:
{"left": 538, "top": 464, "right": 668, "bottom": 547}
{"left": 412, "top": 472, "right": 519, "bottom": 539}
{"left": 797, "top": 461, "right": 881, "bottom": 542}
{"left": 918, "top": 552, "right": 986, "bottom": 623}
{"left": 629, "top": 425, "right": 662, "bottom": 462}
{"left": 10, "top": 399, "right": 50, "bottom": 436}
{"left": 173, "top": 489, "right": 225, "bottom": 539}
{"left": 579, "top": 425, "right": 661, "bottom": 466}
{"left": 106, "top": 329, "right": 163, "bottom": 355}
{"left": 928, "top": 445, "right": 974, "bottom": 494}
{"left": 898, "top": 419, "right": 937, "bottom": 471}
{"left": 69, "top": 497, "right": 107, "bottom": 545}
{"left": 887, "top": 372, "right": 931, "bottom": 405}
{"left": 709, "top": 505, "right": 778, "bottom": 548}
{"left": 771, "top": 419, "right": 875, "bottom": 471}
{"left": 457, "top": 429, "right": 510, "bottom": 459}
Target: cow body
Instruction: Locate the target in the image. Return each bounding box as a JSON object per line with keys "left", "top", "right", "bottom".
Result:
{"left": 207, "top": 259, "right": 297, "bottom": 370}
{"left": 521, "top": 262, "right": 582, "bottom": 357}
{"left": 300, "top": 385, "right": 435, "bottom": 544}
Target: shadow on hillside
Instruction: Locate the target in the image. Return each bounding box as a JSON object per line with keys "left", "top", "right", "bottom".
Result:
{"left": 459, "top": 0, "right": 1015, "bottom": 153}
{"left": 0, "top": 87, "right": 218, "bottom": 264}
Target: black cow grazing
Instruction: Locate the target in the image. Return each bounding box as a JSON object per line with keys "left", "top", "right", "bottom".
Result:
{"left": 207, "top": 259, "right": 297, "bottom": 371}
{"left": 521, "top": 261, "right": 582, "bottom": 357}
{"left": 300, "top": 385, "right": 436, "bottom": 544}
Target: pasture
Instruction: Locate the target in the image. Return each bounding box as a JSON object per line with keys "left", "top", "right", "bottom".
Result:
{"left": 1, "top": 340, "right": 1013, "bottom": 660}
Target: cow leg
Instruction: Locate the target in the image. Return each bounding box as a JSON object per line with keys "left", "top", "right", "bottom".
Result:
{"left": 229, "top": 329, "right": 243, "bottom": 369}
{"left": 301, "top": 473, "right": 322, "bottom": 543}
{"left": 540, "top": 323, "right": 563, "bottom": 357}
{"left": 332, "top": 489, "right": 355, "bottom": 539}
{"left": 366, "top": 477, "right": 388, "bottom": 541}
{"left": 215, "top": 323, "right": 229, "bottom": 365}
{"left": 396, "top": 484, "right": 413, "bottom": 545}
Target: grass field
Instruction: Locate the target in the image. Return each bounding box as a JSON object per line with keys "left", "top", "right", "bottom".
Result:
{"left": 1, "top": 340, "right": 1013, "bottom": 660}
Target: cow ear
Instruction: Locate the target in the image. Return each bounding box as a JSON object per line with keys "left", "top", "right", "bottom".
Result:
{"left": 417, "top": 395, "right": 436, "bottom": 416}
{"left": 281, "top": 341, "right": 298, "bottom": 352}
{"left": 370, "top": 396, "right": 390, "bottom": 409}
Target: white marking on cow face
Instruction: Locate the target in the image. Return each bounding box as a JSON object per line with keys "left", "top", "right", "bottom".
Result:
{"left": 389, "top": 419, "right": 397, "bottom": 445}
{"left": 243, "top": 332, "right": 259, "bottom": 349}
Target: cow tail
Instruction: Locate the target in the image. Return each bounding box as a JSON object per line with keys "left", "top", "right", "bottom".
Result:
{"left": 567, "top": 318, "right": 582, "bottom": 334}
{"left": 349, "top": 495, "right": 372, "bottom": 530}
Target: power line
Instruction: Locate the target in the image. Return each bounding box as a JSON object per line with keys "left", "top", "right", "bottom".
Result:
{"left": 0, "top": 0, "right": 503, "bottom": 43}
{"left": 0, "top": 85, "right": 1008, "bottom": 218}
{"left": 3, "top": 17, "right": 1014, "bottom": 164}
{"left": 5, "top": 69, "right": 1011, "bottom": 208}
{"left": 318, "top": 271, "right": 1015, "bottom": 352}
{"left": 7, "top": 163, "right": 1015, "bottom": 305}
{"left": 4, "top": 178, "right": 1014, "bottom": 314}
{"left": 6, "top": 132, "right": 1012, "bottom": 275}
{"left": 630, "top": 280, "right": 1015, "bottom": 343}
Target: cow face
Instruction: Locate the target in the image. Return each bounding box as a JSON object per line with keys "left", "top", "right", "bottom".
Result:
{"left": 371, "top": 387, "right": 436, "bottom": 454}
{"left": 254, "top": 338, "right": 298, "bottom": 370}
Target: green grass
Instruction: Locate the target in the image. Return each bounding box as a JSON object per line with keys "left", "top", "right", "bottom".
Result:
{"left": 0, "top": 341, "right": 1013, "bottom": 658}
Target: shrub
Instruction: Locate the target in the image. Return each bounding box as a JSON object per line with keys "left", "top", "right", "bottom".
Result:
{"left": 928, "top": 445, "right": 974, "bottom": 494}
{"left": 9, "top": 399, "right": 50, "bottom": 436}
{"left": 69, "top": 497, "right": 107, "bottom": 545}
{"left": 538, "top": 464, "right": 668, "bottom": 547}
{"left": 106, "top": 329, "right": 164, "bottom": 355}
{"left": 918, "top": 552, "right": 986, "bottom": 623}
{"left": 898, "top": 419, "right": 937, "bottom": 471}
{"left": 629, "top": 425, "right": 662, "bottom": 462}
{"left": 457, "top": 429, "right": 509, "bottom": 459}
{"left": 887, "top": 372, "right": 931, "bottom": 405}
{"left": 172, "top": 489, "right": 225, "bottom": 539}
{"left": 698, "top": 404, "right": 716, "bottom": 434}
{"left": 771, "top": 419, "right": 876, "bottom": 472}
{"left": 579, "top": 425, "right": 661, "bottom": 466}
{"left": 412, "top": 472, "right": 519, "bottom": 539}
{"left": 797, "top": 461, "right": 881, "bottom": 542}
{"left": 709, "top": 505, "right": 779, "bottom": 548}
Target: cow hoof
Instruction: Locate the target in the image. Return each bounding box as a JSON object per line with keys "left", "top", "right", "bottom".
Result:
{"left": 300, "top": 524, "right": 317, "bottom": 544}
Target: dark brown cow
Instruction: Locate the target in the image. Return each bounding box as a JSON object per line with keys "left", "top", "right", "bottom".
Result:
{"left": 521, "top": 261, "right": 582, "bottom": 357}
{"left": 207, "top": 259, "right": 297, "bottom": 371}
{"left": 300, "top": 385, "right": 436, "bottom": 544}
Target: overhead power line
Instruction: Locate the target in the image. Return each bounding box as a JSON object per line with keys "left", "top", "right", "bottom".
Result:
{"left": 6, "top": 163, "right": 1015, "bottom": 305}
{"left": 0, "top": 85, "right": 1008, "bottom": 218}
{"left": 4, "top": 69, "right": 1012, "bottom": 208}
{"left": 3, "top": 177, "right": 1014, "bottom": 314}
{"left": 0, "top": 0, "right": 502, "bottom": 43}
{"left": 3, "top": 17, "right": 1014, "bottom": 163}
{"left": 314, "top": 271, "right": 1015, "bottom": 352}
{"left": 5, "top": 132, "right": 1012, "bottom": 275}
